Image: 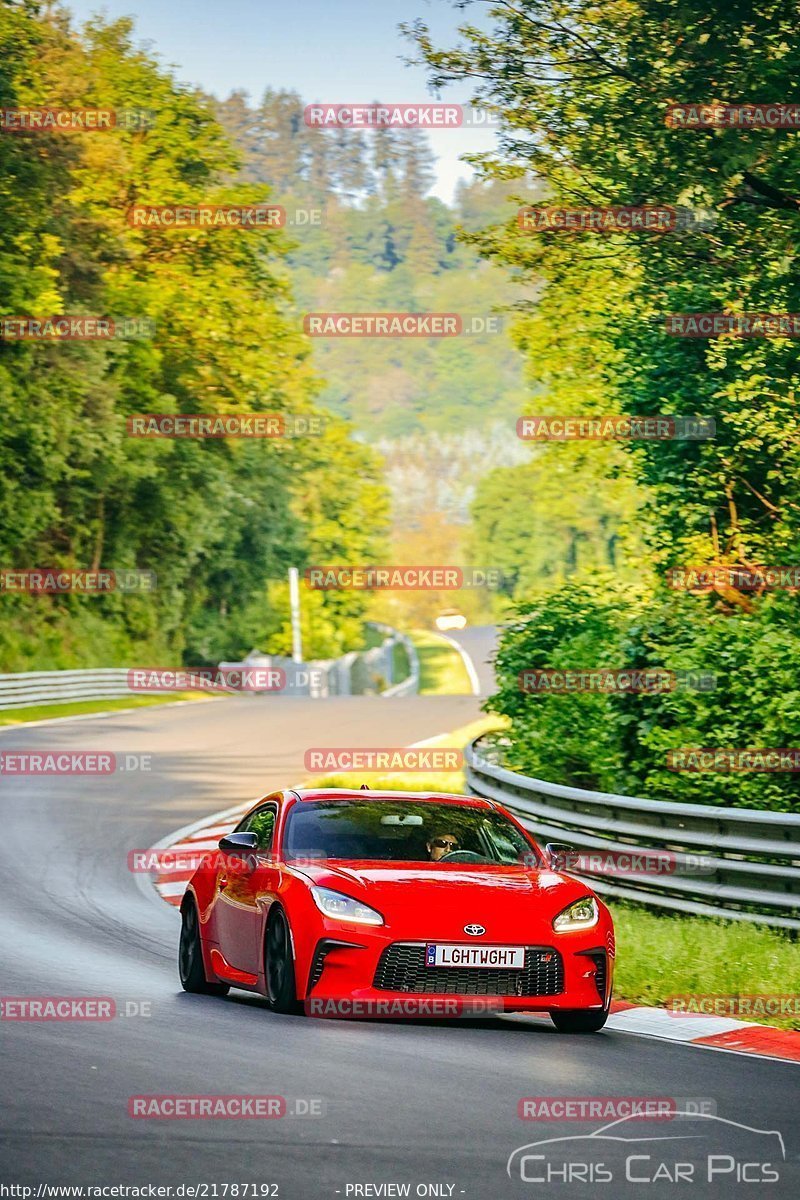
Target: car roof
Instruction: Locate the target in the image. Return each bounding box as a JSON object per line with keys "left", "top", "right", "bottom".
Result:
{"left": 289, "top": 788, "right": 495, "bottom": 809}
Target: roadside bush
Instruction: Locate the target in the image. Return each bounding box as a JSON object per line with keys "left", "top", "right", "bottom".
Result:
{"left": 488, "top": 581, "right": 800, "bottom": 810}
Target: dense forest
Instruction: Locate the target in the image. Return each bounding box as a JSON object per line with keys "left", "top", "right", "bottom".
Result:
{"left": 0, "top": 4, "right": 633, "bottom": 661}
{"left": 411, "top": 0, "right": 800, "bottom": 809}
{"left": 0, "top": 4, "right": 389, "bottom": 668}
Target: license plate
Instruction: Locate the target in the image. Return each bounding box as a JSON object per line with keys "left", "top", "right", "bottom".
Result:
{"left": 426, "top": 943, "right": 525, "bottom": 969}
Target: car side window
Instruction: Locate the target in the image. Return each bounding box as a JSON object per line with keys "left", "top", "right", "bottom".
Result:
{"left": 241, "top": 806, "right": 277, "bottom": 852}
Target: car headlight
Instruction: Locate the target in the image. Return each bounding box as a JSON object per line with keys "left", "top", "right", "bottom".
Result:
{"left": 553, "top": 896, "right": 599, "bottom": 932}
{"left": 311, "top": 886, "right": 384, "bottom": 926}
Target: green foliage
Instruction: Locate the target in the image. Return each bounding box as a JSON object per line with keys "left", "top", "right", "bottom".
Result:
{"left": 489, "top": 579, "right": 634, "bottom": 790}
{"left": 411, "top": 1, "right": 800, "bottom": 809}
{"left": 469, "top": 449, "right": 644, "bottom": 598}
{"left": 0, "top": 5, "right": 388, "bottom": 667}
{"left": 409, "top": 0, "right": 800, "bottom": 571}
{"left": 489, "top": 582, "right": 800, "bottom": 810}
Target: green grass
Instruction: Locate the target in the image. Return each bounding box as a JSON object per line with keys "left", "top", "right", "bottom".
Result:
{"left": 0, "top": 692, "right": 217, "bottom": 726}
{"left": 410, "top": 628, "right": 473, "bottom": 695}
{"left": 611, "top": 901, "right": 800, "bottom": 1030}
{"left": 391, "top": 638, "right": 411, "bottom": 684}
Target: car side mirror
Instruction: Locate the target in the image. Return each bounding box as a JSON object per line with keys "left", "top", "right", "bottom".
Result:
{"left": 218, "top": 832, "right": 258, "bottom": 853}
{"left": 545, "top": 841, "right": 578, "bottom": 871}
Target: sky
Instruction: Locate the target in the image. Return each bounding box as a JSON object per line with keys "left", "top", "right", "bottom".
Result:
{"left": 64, "top": 0, "right": 498, "bottom": 201}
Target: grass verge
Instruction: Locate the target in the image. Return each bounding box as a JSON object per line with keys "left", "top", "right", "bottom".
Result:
{"left": 0, "top": 692, "right": 217, "bottom": 727}
{"left": 409, "top": 628, "right": 473, "bottom": 695}
{"left": 611, "top": 900, "right": 800, "bottom": 1030}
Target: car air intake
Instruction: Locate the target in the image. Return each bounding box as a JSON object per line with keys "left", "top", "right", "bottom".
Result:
{"left": 373, "top": 943, "right": 564, "bottom": 997}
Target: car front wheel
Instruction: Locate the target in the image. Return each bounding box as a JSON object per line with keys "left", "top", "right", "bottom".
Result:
{"left": 265, "top": 907, "right": 302, "bottom": 1014}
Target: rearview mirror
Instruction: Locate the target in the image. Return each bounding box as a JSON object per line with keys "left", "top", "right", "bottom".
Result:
{"left": 218, "top": 832, "right": 258, "bottom": 853}
{"left": 545, "top": 841, "right": 578, "bottom": 871}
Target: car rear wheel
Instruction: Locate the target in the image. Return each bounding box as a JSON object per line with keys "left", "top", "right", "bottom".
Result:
{"left": 549, "top": 1003, "right": 610, "bottom": 1033}
{"left": 265, "top": 907, "right": 302, "bottom": 1014}
{"left": 179, "top": 899, "right": 229, "bottom": 996}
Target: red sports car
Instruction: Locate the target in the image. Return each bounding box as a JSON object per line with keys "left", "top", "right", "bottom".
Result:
{"left": 179, "top": 788, "right": 615, "bottom": 1032}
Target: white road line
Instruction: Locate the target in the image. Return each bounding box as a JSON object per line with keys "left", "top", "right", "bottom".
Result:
{"left": 435, "top": 632, "right": 481, "bottom": 696}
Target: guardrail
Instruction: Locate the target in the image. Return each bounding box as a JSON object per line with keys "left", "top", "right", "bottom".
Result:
{"left": 465, "top": 736, "right": 800, "bottom": 930}
{"left": 377, "top": 630, "right": 420, "bottom": 698}
{"left": 0, "top": 627, "right": 419, "bottom": 711}
{"left": 0, "top": 668, "right": 138, "bottom": 710}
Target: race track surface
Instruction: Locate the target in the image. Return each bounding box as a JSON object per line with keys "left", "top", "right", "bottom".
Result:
{"left": 1, "top": 690, "right": 797, "bottom": 1199}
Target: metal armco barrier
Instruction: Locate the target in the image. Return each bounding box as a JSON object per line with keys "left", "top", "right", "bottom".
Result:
{"left": 376, "top": 630, "right": 420, "bottom": 698}
{"left": 466, "top": 737, "right": 800, "bottom": 930}
{"left": 0, "top": 628, "right": 419, "bottom": 710}
{"left": 0, "top": 668, "right": 138, "bottom": 710}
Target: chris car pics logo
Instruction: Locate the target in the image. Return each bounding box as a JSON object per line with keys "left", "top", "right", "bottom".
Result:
{"left": 507, "top": 1113, "right": 784, "bottom": 1185}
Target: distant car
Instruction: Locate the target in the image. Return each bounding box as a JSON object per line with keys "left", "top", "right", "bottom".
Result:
{"left": 435, "top": 609, "right": 467, "bottom": 631}
{"left": 179, "top": 789, "right": 615, "bottom": 1032}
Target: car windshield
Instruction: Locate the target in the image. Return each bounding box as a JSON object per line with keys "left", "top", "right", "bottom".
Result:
{"left": 283, "top": 799, "right": 538, "bottom": 865}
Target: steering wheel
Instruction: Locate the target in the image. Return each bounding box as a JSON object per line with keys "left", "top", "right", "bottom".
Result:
{"left": 438, "top": 850, "right": 489, "bottom": 863}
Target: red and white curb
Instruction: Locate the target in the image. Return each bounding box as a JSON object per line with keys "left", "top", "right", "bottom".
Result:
{"left": 605, "top": 1000, "right": 800, "bottom": 1062}
{"left": 145, "top": 803, "right": 800, "bottom": 1064}
{"left": 142, "top": 799, "right": 253, "bottom": 905}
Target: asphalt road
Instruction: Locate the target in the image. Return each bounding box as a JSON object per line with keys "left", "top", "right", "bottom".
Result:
{"left": 1, "top": 685, "right": 798, "bottom": 1199}
{"left": 443, "top": 625, "right": 498, "bottom": 696}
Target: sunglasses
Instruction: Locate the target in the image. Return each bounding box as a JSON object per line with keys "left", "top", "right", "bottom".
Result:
{"left": 432, "top": 838, "right": 460, "bottom": 850}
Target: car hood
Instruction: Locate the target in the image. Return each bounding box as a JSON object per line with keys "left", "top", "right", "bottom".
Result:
{"left": 290, "top": 861, "right": 592, "bottom": 921}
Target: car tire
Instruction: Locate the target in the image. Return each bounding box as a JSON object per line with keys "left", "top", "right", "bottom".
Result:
{"left": 179, "top": 898, "right": 230, "bottom": 996}
{"left": 265, "top": 906, "right": 302, "bottom": 1015}
{"left": 549, "top": 1003, "right": 610, "bottom": 1033}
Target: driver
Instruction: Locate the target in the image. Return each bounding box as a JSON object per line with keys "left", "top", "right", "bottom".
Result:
{"left": 426, "top": 832, "right": 461, "bottom": 861}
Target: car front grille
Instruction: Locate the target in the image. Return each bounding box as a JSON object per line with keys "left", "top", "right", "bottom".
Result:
{"left": 373, "top": 943, "right": 564, "bottom": 997}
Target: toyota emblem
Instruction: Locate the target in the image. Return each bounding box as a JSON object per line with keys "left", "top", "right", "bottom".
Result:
{"left": 463, "top": 924, "right": 486, "bottom": 936}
